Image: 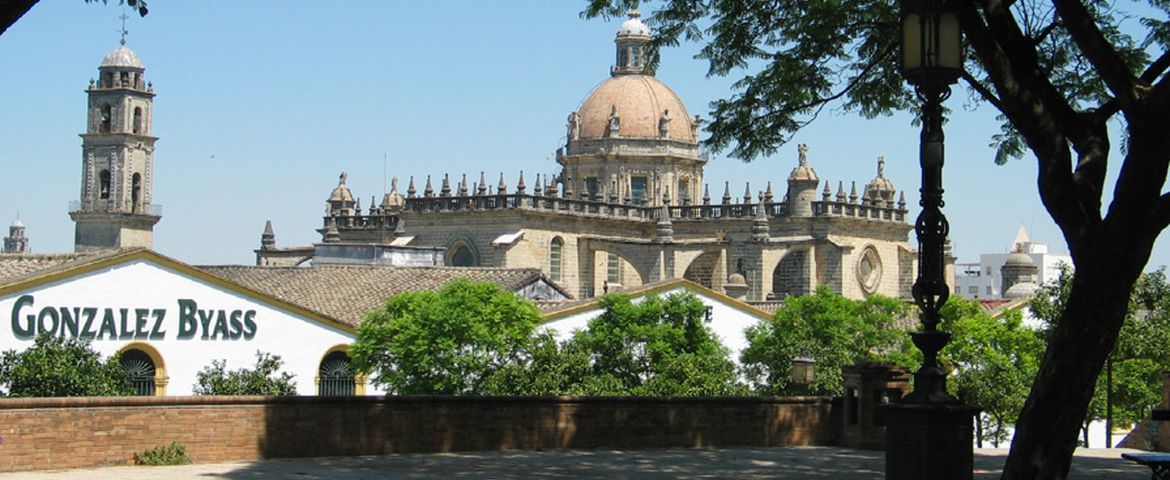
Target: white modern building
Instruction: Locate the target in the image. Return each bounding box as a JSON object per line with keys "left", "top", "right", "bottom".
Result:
{"left": 954, "top": 226, "right": 1072, "bottom": 300}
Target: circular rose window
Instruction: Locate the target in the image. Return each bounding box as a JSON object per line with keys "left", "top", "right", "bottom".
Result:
{"left": 857, "top": 246, "right": 882, "bottom": 293}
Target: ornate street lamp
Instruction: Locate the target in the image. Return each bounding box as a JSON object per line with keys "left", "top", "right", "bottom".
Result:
{"left": 791, "top": 348, "right": 816, "bottom": 393}
{"left": 885, "top": 1, "right": 979, "bottom": 478}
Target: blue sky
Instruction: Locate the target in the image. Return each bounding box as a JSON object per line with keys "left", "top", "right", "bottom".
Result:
{"left": 0, "top": 1, "right": 1164, "bottom": 271}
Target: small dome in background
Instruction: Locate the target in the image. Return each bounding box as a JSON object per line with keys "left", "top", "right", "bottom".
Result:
{"left": 726, "top": 273, "right": 747, "bottom": 286}
{"left": 1005, "top": 252, "right": 1034, "bottom": 267}
{"left": 1004, "top": 281, "right": 1039, "bottom": 299}
{"left": 10, "top": 219, "right": 24, "bottom": 228}
{"left": 100, "top": 44, "right": 143, "bottom": 69}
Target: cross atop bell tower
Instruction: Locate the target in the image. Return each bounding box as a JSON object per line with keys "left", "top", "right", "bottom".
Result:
{"left": 70, "top": 37, "right": 160, "bottom": 252}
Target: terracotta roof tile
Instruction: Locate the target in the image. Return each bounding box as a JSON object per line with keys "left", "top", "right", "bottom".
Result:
{"left": 197, "top": 265, "right": 561, "bottom": 327}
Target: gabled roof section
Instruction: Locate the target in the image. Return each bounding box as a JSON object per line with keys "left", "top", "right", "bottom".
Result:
{"left": 0, "top": 249, "right": 354, "bottom": 334}
{"left": 198, "top": 264, "right": 572, "bottom": 327}
{"left": 540, "top": 278, "right": 772, "bottom": 323}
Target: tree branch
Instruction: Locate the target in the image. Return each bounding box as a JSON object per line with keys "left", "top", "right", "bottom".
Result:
{"left": 1051, "top": 0, "right": 1140, "bottom": 109}
{"left": 0, "top": 0, "right": 38, "bottom": 37}
{"left": 961, "top": 71, "right": 1005, "bottom": 111}
{"left": 1149, "top": 193, "right": 1170, "bottom": 234}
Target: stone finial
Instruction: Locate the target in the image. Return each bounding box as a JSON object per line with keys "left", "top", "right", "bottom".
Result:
{"left": 798, "top": 144, "right": 809, "bottom": 166}
{"left": 324, "top": 218, "right": 341, "bottom": 243}
{"left": 517, "top": 171, "right": 526, "bottom": 193}
{"left": 751, "top": 201, "right": 770, "bottom": 242}
{"left": 498, "top": 173, "right": 507, "bottom": 194}
{"left": 610, "top": 180, "right": 619, "bottom": 202}
{"left": 478, "top": 172, "right": 488, "bottom": 195}
{"left": 534, "top": 174, "right": 543, "bottom": 195}
{"left": 743, "top": 183, "right": 752, "bottom": 205}
{"left": 836, "top": 181, "right": 846, "bottom": 202}
{"left": 656, "top": 204, "right": 674, "bottom": 242}
{"left": 765, "top": 181, "right": 774, "bottom": 202}
{"left": 563, "top": 176, "right": 573, "bottom": 198}
{"left": 424, "top": 175, "right": 434, "bottom": 197}
{"left": 459, "top": 174, "right": 469, "bottom": 196}
{"left": 822, "top": 181, "right": 832, "bottom": 201}
{"left": 898, "top": 191, "right": 907, "bottom": 210}
{"left": 703, "top": 183, "right": 711, "bottom": 205}
{"left": 260, "top": 220, "right": 275, "bottom": 250}
{"left": 722, "top": 181, "right": 732, "bottom": 205}
{"left": 877, "top": 156, "right": 886, "bottom": 177}
{"left": 849, "top": 181, "right": 858, "bottom": 204}
{"left": 407, "top": 176, "right": 417, "bottom": 198}
{"left": 440, "top": 174, "right": 451, "bottom": 197}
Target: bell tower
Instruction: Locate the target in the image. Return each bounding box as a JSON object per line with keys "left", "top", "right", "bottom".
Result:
{"left": 70, "top": 33, "right": 160, "bottom": 252}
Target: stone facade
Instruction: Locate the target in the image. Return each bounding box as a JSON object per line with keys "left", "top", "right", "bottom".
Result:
{"left": 257, "top": 12, "right": 936, "bottom": 302}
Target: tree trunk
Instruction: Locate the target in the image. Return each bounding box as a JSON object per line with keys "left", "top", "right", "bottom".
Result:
{"left": 1001, "top": 259, "right": 1136, "bottom": 479}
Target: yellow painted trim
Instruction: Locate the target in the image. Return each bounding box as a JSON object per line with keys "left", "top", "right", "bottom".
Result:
{"left": 0, "top": 249, "right": 355, "bottom": 335}
{"left": 117, "top": 341, "right": 168, "bottom": 396}
{"left": 315, "top": 344, "right": 364, "bottom": 395}
{"left": 540, "top": 278, "right": 772, "bottom": 324}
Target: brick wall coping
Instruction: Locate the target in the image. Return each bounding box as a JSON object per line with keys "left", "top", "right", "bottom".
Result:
{"left": 0, "top": 394, "right": 833, "bottom": 410}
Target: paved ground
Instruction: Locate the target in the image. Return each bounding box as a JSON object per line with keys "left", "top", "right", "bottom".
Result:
{"left": 0, "top": 447, "right": 1153, "bottom": 479}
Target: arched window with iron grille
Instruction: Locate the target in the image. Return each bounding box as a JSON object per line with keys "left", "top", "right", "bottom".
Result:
{"left": 319, "top": 350, "right": 355, "bottom": 396}
{"left": 120, "top": 349, "right": 156, "bottom": 396}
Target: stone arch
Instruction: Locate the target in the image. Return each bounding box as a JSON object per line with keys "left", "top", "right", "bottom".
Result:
{"left": 317, "top": 344, "right": 364, "bottom": 396}
{"left": 593, "top": 248, "right": 644, "bottom": 292}
{"left": 772, "top": 250, "right": 810, "bottom": 299}
{"left": 117, "top": 342, "right": 168, "bottom": 396}
{"left": 683, "top": 251, "right": 721, "bottom": 289}
{"left": 445, "top": 238, "right": 479, "bottom": 266}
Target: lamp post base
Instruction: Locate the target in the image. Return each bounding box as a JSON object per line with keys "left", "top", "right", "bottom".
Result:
{"left": 884, "top": 402, "right": 980, "bottom": 480}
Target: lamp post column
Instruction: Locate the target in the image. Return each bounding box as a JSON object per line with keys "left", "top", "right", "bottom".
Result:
{"left": 884, "top": 1, "right": 979, "bottom": 478}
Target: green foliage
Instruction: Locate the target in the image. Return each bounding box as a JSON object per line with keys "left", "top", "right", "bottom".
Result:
{"left": 351, "top": 279, "right": 543, "bottom": 395}
{"left": 741, "top": 287, "right": 912, "bottom": 396}
{"left": 484, "top": 292, "right": 746, "bottom": 396}
{"left": 941, "top": 300, "right": 1044, "bottom": 447}
{"left": 133, "top": 442, "right": 191, "bottom": 466}
{"left": 1030, "top": 267, "right": 1170, "bottom": 445}
{"left": 193, "top": 351, "right": 296, "bottom": 396}
{"left": 0, "top": 334, "right": 132, "bottom": 397}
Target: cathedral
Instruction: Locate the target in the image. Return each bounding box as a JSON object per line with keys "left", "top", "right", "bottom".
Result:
{"left": 257, "top": 12, "right": 921, "bottom": 303}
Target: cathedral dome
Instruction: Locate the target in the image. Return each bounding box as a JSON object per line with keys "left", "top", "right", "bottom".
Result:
{"left": 100, "top": 44, "right": 143, "bottom": 69}
{"left": 576, "top": 75, "right": 694, "bottom": 142}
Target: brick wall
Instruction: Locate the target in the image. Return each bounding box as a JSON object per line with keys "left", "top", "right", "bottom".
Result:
{"left": 0, "top": 395, "right": 840, "bottom": 472}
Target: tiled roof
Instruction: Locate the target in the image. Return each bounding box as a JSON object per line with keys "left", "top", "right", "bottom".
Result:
{"left": 0, "top": 250, "right": 124, "bottom": 283}
{"left": 197, "top": 265, "right": 561, "bottom": 327}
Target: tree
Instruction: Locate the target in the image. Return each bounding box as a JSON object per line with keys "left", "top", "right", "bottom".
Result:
{"left": 350, "top": 278, "right": 543, "bottom": 395}
{"left": 1, "top": 1, "right": 148, "bottom": 38}
{"left": 0, "top": 334, "right": 132, "bottom": 397}
{"left": 558, "top": 291, "right": 746, "bottom": 396}
{"left": 1030, "top": 267, "right": 1170, "bottom": 447}
{"left": 193, "top": 351, "right": 296, "bottom": 396}
{"left": 941, "top": 299, "right": 1044, "bottom": 447}
{"left": 584, "top": 1, "right": 1170, "bottom": 476}
{"left": 741, "top": 287, "right": 912, "bottom": 396}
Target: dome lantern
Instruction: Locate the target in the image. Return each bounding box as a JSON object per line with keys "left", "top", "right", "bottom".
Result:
{"left": 613, "top": 11, "right": 651, "bottom": 76}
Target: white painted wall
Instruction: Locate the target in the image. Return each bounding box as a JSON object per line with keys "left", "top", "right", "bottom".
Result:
{"left": 0, "top": 259, "right": 380, "bottom": 395}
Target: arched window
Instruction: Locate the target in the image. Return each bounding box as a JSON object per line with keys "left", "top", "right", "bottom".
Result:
{"left": 448, "top": 242, "right": 476, "bottom": 267}
{"left": 132, "top": 107, "right": 142, "bottom": 134}
{"left": 120, "top": 349, "right": 156, "bottom": 396}
{"left": 550, "top": 237, "right": 564, "bottom": 282}
{"left": 100, "top": 104, "right": 112, "bottom": 133}
{"left": 318, "top": 350, "right": 355, "bottom": 396}
{"left": 131, "top": 173, "right": 142, "bottom": 212}
{"left": 99, "top": 170, "right": 111, "bottom": 200}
